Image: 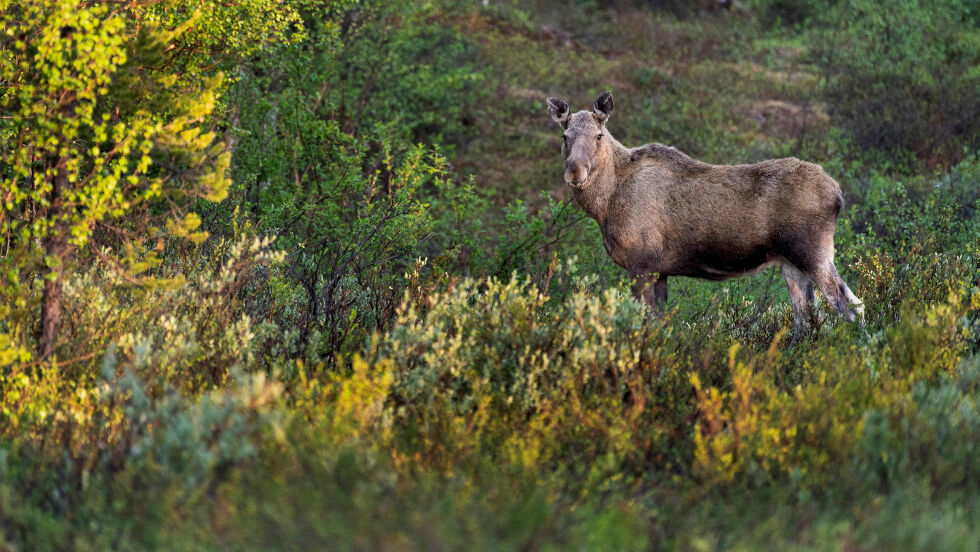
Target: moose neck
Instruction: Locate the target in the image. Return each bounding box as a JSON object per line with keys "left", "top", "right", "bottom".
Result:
{"left": 571, "top": 134, "right": 629, "bottom": 226}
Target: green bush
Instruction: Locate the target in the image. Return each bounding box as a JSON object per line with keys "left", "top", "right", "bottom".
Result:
{"left": 372, "top": 270, "right": 686, "bottom": 473}
{"left": 223, "top": 0, "right": 489, "bottom": 364}
{"left": 0, "top": 366, "right": 283, "bottom": 551}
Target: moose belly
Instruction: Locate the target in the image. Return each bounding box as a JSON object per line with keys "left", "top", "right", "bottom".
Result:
{"left": 600, "top": 224, "right": 780, "bottom": 280}
{"left": 669, "top": 244, "right": 780, "bottom": 281}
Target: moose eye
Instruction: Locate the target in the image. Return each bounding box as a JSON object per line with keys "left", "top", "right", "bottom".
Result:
{"left": 596, "top": 134, "right": 603, "bottom": 141}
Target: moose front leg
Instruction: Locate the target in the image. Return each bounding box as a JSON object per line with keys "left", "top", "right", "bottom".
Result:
{"left": 632, "top": 272, "right": 668, "bottom": 313}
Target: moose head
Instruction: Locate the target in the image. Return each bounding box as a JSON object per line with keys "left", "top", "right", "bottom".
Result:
{"left": 546, "top": 91, "right": 615, "bottom": 188}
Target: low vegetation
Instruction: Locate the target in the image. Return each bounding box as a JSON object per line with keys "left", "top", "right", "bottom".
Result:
{"left": 2, "top": 0, "right": 979, "bottom": 549}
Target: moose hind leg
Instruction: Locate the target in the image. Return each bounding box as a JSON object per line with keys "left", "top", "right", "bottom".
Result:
{"left": 811, "top": 261, "right": 865, "bottom": 327}
{"left": 781, "top": 264, "right": 812, "bottom": 346}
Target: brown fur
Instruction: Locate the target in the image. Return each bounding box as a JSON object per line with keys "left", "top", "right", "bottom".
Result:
{"left": 546, "top": 92, "right": 864, "bottom": 344}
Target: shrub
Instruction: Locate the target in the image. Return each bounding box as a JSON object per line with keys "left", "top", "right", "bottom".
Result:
{"left": 691, "top": 291, "right": 979, "bottom": 489}
{"left": 368, "top": 270, "right": 680, "bottom": 471}
{"left": 0, "top": 366, "right": 283, "bottom": 551}
{"left": 224, "top": 0, "right": 489, "bottom": 363}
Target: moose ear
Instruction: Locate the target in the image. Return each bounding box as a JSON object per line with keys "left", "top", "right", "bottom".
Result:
{"left": 547, "top": 97, "right": 570, "bottom": 128}
{"left": 592, "top": 91, "right": 614, "bottom": 124}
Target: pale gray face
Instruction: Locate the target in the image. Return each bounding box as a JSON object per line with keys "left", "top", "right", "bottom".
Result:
{"left": 561, "top": 112, "right": 605, "bottom": 186}
{"left": 546, "top": 92, "right": 614, "bottom": 188}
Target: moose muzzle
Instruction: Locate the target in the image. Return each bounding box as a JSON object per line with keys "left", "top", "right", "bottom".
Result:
{"left": 564, "top": 156, "right": 590, "bottom": 187}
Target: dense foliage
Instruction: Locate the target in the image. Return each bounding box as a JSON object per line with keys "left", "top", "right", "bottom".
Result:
{"left": 2, "top": 0, "right": 979, "bottom": 549}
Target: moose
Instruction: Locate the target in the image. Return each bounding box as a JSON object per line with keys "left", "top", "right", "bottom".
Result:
{"left": 546, "top": 91, "right": 863, "bottom": 344}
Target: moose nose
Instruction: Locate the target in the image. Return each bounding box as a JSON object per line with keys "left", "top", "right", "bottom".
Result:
{"left": 564, "top": 157, "right": 590, "bottom": 186}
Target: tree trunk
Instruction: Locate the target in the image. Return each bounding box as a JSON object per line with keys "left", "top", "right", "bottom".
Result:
{"left": 39, "top": 161, "right": 69, "bottom": 358}
{"left": 39, "top": 239, "right": 66, "bottom": 358}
